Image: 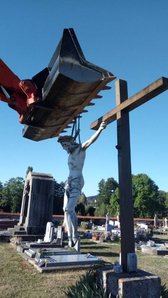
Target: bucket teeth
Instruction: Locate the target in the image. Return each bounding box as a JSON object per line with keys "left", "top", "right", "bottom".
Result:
{"left": 94, "top": 95, "right": 103, "bottom": 99}
{"left": 87, "top": 102, "right": 95, "bottom": 106}
{"left": 103, "top": 85, "right": 112, "bottom": 90}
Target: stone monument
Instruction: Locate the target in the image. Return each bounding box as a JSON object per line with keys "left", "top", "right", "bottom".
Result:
{"left": 18, "top": 171, "right": 54, "bottom": 234}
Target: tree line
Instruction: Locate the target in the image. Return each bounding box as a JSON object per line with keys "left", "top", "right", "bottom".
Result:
{"left": 96, "top": 174, "right": 168, "bottom": 218}
{"left": 0, "top": 173, "right": 168, "bottom": 218}
{"left": 0, "top": 178, "right": 65, "bottom": 214}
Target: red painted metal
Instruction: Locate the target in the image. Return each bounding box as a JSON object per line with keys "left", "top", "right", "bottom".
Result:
{"left": 0, "top": 59, "right": 38, "bottom": 121}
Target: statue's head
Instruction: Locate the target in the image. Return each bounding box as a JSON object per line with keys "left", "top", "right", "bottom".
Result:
{"left": 58, "top": 135, "right": 75, "bottom": 144}
{"left": 57, "top": 135, "right": 78, "bottom": 153}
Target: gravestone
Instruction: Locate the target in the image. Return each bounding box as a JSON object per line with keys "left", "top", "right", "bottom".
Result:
{"left": 164, "top": 218, "right": 168, "bottom": 230}
{"left": 44, "top": 222, "right": 55, "bottom": 242}
{"left": 154, "top": 214, "right": 158, "bottom": 228}
{"left": 18, "top": 172, "right": 54, "bottom": 234}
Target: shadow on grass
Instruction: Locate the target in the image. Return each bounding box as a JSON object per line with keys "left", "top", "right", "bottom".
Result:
{"left": 161, "top": 283, "right": 168, "bottom": 298}
{"left": 152, "top": 237, "right": 168, "bottom": 244}
{"left": 87, "top": 251, "right": 119, "bottom": 258}
{"left": 81, "top": 241, "right": 119, "bottom": 258}
{"left": 80, "top": 240, "right": 97, "bottom": 245}
{"left": 81, "top": 245, "right": 110, "bottom": 250}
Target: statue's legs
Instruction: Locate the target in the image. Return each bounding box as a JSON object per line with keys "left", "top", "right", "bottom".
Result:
{"left": 63, "top": 176, "right": 84, "bottom": 247}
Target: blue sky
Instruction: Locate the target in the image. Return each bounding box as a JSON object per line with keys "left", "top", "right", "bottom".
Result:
{"left": 0, "top": 0, "right": 168, "bottom": 196}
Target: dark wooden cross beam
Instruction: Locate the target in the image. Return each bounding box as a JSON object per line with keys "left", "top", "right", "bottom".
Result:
{"left": 91, "top": 77, "right": 168, "bottom": 272}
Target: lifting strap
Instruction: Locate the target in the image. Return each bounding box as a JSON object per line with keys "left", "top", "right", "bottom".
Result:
{"left": 71, "top": 116, "right": 81, "bottom": 144}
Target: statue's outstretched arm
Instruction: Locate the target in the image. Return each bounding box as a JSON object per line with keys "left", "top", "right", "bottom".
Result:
{"left": 81, "top": 121, "right": 106, "bottom": 150}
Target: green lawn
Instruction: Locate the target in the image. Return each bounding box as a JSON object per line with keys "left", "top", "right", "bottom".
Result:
{"left": 0, "top": 237, "right": 168, "bottom": 298}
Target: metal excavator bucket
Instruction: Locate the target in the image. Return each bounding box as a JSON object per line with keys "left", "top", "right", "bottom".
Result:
{"left": 22, "top": 28, "right": 115, "bottom": 141}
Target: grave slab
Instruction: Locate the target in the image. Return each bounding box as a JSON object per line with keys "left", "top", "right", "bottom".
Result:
{"left": 20, "top": 244, "right": 103, "bottom": 272}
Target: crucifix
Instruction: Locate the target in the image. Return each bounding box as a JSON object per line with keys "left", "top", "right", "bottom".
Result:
{"left": 91, "top": 76, "right": 168, "bottom": 272}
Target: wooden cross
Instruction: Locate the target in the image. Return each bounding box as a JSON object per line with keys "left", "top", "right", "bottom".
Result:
{"left": 91, "top": 77, "right": 168, "bottom": 272}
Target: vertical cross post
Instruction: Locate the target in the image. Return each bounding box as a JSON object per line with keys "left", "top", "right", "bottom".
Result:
{"left": 91, "top": 76, "right": 168, "bottom": 272}
{"left": 116, "top": 79, "right": 136, "bottom": 272}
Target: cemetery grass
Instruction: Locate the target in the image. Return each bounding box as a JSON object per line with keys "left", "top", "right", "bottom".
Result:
{"left": 0, "top": 236, "right": 168, "bottom": 298}
{"left": 0, "top": 241, "right": 87, "bottom": 298}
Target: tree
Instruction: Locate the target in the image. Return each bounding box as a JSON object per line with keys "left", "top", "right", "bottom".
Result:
{"left": 164, "top": 192, "right": 168, "bottom": 212}
{"left": 76, "top": 193, "right": 87, "bottom": 215}
{"left": 101, "top": 174, "right": 167, "bottom": 218}
{"left": 0, "top": 181, "right": 3, "bottom": 211}
{"left": 78, "top": 193, "right": 87, "bottom": 205}
{"left": 108, "top": 188, "right": 119, "bottom": 216}
{"left": 0, "top": 178, "right": 24, "bottom": 212}
{"left": 132, "top": 174, "right": 163, "bottom": 218}
{"left": 76, "top": 202, "right": 85, "bottom": 215}
{"left": 0, "top": 181, "right": 3, "bottom": 190}
{"left": 95, "top": 177, "right": 118, "bottom": 216}
{"left": 53, "top": 181, "right": 64, "bottom": 215}
{"left": 158, "top": 190, "right": 168, "bottom": 217}
{"left": 86, "top": 205, "right": 95, "bottom": 216}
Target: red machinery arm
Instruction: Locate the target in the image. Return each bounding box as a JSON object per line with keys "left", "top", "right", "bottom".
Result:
{"left": 0, "top": 59, "right": 38, "bottom": 122}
